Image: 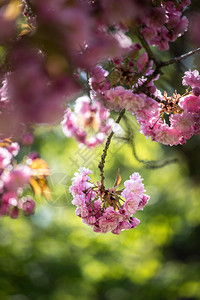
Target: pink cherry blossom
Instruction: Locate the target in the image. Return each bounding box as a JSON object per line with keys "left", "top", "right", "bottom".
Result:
{"left": 22, "top": 132, "right": 34, "bottom": 146}
{"left": 2, "top": 165, "right": 31, "bottom": 192}
{"left": 98, "top": 206, "right": 124, "bottom": 233}
{"left": 61, "top": 96, "right": 111, "bottom": 147}
{"left": 18, "top": 197, "right": 36, "bottom": 215}
{"left": 141, "top": 0, "right": 190, "bottom": 51}
{"left": 105, "top": 86, "right": 127, "bottom": 111}
{"left": 180, "top": 95, "right": 200, "bottom": 113}
{"left": 122, "top": 172, "right": 145, "bottom": 202}
{"left": 0, "top": 192, "right": 17, "bottom": 216}
{"left": 7, "top": 142, "right": 20, "bottom": 157}
{"left": 182, "top": 70, "right": 200, "bottom": 88}
{"left": 0, "top": 148, "right": 12, "bottom": 169}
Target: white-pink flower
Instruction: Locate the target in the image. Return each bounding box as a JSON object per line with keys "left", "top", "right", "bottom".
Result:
{"left": 61, "top": 96, "right": 111, "bottom": 147}
{"left": 7, "top": 142, "right": 20, "bottom": 157}
{"left": 121, "top": 172, "right": 145, "bottom": 201}
{"left": 170, "top": 112, "right": 195, "bottom": 138}
{"left": 179, "top": 95, "right": 200, "bottom": 113}
{"left": 182, "top": 70, "right": 200, "bottom": 88}
{"left": 18, "top": 197, "right": 35, "bottom": 215}
{"left": 2, "top": 165, "right": 31, "bottom": 192}
{"left": 0, "top": 147, "right": 12, "bottom": 169}
{"left": 105, "top": 86, "right": 126, "bottom": 111}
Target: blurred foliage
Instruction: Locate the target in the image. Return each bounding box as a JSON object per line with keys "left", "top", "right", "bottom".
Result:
{"left": 1, "top": 118, "right": 200, "bottom": 300}
{"left": 1, "top": 1, "right": 200, "bottom": 299}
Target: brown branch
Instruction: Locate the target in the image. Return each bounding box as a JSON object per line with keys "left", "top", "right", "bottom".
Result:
{"left": 136, "top": 26, "right": 200, "bottom": 69}
{"left": 135, "top": 27, "right": 161, "bottom": 66}
{"left": 160, "top": 47, "right": 200, "bottom": 67}
{"left": 137, "top": 45, "right": 200, "bottom": 94}
{"left": 131, "top": 139, "right": 178, "bottom": 169}
{"left": 97, "top": 33, "right": 200, "bottom": 186}
{"left": 135, "top": 27, "right": 200, "bottom": 91}
{"left": 135, "top": 66, "right": 160, "bottom": 93}
{"left": 141, "top": 90, "right": 165, "bottom": 104}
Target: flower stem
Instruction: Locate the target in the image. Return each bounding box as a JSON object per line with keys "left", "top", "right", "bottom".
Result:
{"left": 98, "top": 109, "right": 125, "bottom": 189}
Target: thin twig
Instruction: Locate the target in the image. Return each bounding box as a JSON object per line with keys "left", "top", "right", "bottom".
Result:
{"left": 140, "top": 66, "right": 161, "bottom": 89}
{"left": 141, "top": 89, "right": 165, "bottom": 104}
{"left": 160, "top": 47, "right": 200, "bottom": 67}
{"left": 136, "top": 47, "right": 200, "bottom": 93}
{"left": 131, "top": 140, "right": 178, "bottom": 169}
{"left": 123, "top": 115, "right": 178, "bottom": 169}
{"left": 98, "top": 109, "right": 125, "bottom": 189}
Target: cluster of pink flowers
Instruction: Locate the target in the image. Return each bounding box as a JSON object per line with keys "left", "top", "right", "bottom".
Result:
{"left": 70, "top": 168, "right": 149, "bottom": 234}
{"left": 103, "top": 86, "right": 146, "bottom": 113}
{"left": 0, "top": 140, "right": 35, "bottom": 219}
{"left": 135, "top": 69, "right": 200, "bottom": 145}
{"left": 91, "top": 65, "right": 200, "bottom": 146}
{"left": 90, "top": 43, "right": 157, "bottom": 112}
{"left": 0, "top": 43, "right": 78, "bottom": 137}
{"left": 61, "top": 96, "right": 111, "bottom": 147}
{"left": 0, "top": 0, "right": 192, "bottom": 137}
{"left": 1, "top": 0, "right": 199, "bottom": 230}
{"left": 141, "top": 0, "right": 190, "bottom": 50}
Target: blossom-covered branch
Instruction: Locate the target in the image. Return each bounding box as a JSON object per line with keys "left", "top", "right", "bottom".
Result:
{"left": 1, "top": 0, "right": 200, "bottom": 234}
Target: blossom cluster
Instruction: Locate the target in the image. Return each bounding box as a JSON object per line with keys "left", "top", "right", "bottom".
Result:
{"left": 0, "top": 0, "right": 199, "bottom": 230}
{"left": 0, "top": 139, "right": 51, "bottom": 219}
{"left": 0, "top": 140, "right": 35, "bottom": 218}
{"left": 61, "top": 96, "right": 111, "bottom": 147}
{"left": 141, "top": 0, "right": 190, "bottom": 50}
{"left": 0, "top": 0, "right": 131, "bottom": 136}
{"left": 90, "top": 62, "right": 200, "bottom": 146}
{"left": 70, "top": 168, "right": 149, "bottom": 234}
{"left": 136, "top": 73, "right": 200, "bottom": 146}
{"left": 0, "top": 43, "right": 78, "bottom": 138}
{"left": 90, "top": 42, "right": 155, "bottom": 99}
{"left": 0, "top": 0, "right": 192, "bottom": 137}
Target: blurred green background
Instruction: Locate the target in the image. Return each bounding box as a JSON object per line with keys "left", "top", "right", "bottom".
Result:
{"left": 1, "top": 118, "right": 200, "bottom": 300}
{"left": 1, "top": 1, "right": 200, "bottom": 299}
